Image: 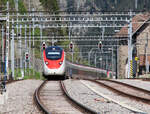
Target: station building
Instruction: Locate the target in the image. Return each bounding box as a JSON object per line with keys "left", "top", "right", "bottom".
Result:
{"left": 116, "top": 12, "right": 150, "bottom": 78}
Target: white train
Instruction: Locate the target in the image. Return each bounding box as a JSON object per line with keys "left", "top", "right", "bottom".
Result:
{"left": 43, "top": 46, "right": 66, "bottom": 77}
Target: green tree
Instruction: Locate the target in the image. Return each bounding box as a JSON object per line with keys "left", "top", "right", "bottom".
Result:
{"left": 40, "top": 0, "right": 59, "bottom": 12}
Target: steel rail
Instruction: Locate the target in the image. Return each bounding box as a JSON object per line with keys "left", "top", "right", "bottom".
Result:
{"left": 91, "top": 79, "right": 150, "bottom": 104}
{"left": 60, "top": 81, "right": 97, "bottom": 114}
{"left": 122, "top": 78, "right": 150, "bottom": 81}
{"left": 34, "top": 80, "right": 50, "bottom": 114}
{"left": 102, "top": 79, "right": 150, "bottom": 94}
{"left": 142, "top": 78, "right": 150, "bottom": 81}
{"left": 34, "top": 80, "right": 97, "bottom": 113}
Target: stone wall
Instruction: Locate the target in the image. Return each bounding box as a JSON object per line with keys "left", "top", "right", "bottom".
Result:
{"left": 118, "top": 45, "right": 128, "bottom": 78}
{"left": 136, "top": 26, "right": 150, "bottom": 56}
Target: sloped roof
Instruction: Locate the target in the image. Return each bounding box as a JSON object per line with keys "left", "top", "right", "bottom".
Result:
{"left": 116, "top": 13, "right": 150, "bottom": 37}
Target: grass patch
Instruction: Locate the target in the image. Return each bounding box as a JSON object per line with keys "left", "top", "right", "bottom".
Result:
{"left": 18, "top": 0, "right": 27, "bottom": 14}
{"left": 14, "top": 68, "right": 45, "bottom": 80}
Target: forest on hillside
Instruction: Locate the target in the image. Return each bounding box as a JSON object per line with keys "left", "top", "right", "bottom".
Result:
{"left": 94, "top": 0, "right": 150, "bottom": 11}
{"left": 62, "top": 0, "right": 150, "bottom": 12}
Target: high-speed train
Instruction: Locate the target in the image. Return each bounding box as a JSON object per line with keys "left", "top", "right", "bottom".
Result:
{"left": 42, "top": 46, "right": 66, "bottom": 77}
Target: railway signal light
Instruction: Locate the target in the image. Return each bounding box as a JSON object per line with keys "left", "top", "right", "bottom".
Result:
{"left": 98, "top": 41, "right": 102, "bottom": 50}
{"left": 25, "top": 52, "right": 29, "bottom": 61}
{"left": 69, "top": 42, "right": 73, "bottom": 51}
{"left": 42, "top": 42, "right": 46, "bottom": 50}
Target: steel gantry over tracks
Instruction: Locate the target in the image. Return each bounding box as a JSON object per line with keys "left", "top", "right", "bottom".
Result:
{"left": 2, "top": 7, "right": 143, "bottom": 79}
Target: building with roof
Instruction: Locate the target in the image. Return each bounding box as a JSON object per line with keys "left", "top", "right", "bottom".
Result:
{"left": 116, "top": 12, "right": 150, "bottom": 78}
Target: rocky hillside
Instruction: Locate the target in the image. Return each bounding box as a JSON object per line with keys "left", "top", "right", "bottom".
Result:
{"left": 57, "top": 0, "right": 150, "bottom": 12}
{"left": 36, "top": 0, "right": 150, "bottom": 12}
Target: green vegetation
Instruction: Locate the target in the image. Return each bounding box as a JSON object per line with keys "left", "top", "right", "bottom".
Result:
{"left": 0, "top": 0, "right": 14, "bottom": 7}
{"left": 38, "top": 0, "right": 88, "bottom": 65}
{"left": 93, "top": 0, "right": 150, "bottom": 11}
{"left": 14, "top": 68, "right": 45, "bottom": 80}
{"left": 18, "top": 0, "right": 27, "bottom": 14}
{"left": 0, "top": 0, "right": 26, "bottom": 13}
{"left": 39, "top": 0, "right": 59, "bottom": 12}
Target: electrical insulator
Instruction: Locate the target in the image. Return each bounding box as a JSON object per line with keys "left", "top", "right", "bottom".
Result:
{"left": 98, "top": 41, "right": 102, "bottom": 50}
{"left": 42, "top": 42, "right": 46, "bottom": 50}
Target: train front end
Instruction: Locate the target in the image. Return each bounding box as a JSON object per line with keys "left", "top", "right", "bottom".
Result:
{"left": 43, "top": 46, "right": 66, "bottom": 77}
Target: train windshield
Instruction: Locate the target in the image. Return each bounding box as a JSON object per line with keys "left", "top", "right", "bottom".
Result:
{"left": 45, "top": 47, "right": 62, "bottom": 60}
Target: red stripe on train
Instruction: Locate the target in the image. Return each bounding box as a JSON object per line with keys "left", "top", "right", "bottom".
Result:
{"left": 43, "top": 50, "right": 64, "bottom": 69}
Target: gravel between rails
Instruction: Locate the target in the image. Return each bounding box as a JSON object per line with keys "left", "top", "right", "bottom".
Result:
{"left": 111, "top": 79, "right": 150, "bottom": 91}
{"left": 0, "top": 79, "right": 43, "bottom": 114}
{"left": 97, "top": 80, "right": 150, "bottom": 99}
{"left": 82, "top": 80, "right": 150, "bottom": 114}
{"left": 63, "top": 79, "right": 134, "bottom": 114}
{"left": 40, "top": 81, "right": 84, "bottom": 114}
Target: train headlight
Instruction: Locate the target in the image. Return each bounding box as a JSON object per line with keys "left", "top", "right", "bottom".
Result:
{"left": 59, "top": 61, "right": 62, "bottom": 65}
{"left": 45, "top": 61, "right": 49, "bottom": 65}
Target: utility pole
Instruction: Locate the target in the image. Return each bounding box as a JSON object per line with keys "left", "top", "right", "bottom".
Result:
{"left": 145, "top": 33, "right": 149, "bottom": 74}
{"left": 115, "top": 45, "right": 118, "bottom": 79}
{"left": 25, "top": 24, "right": 27, "bottom": 75}
{"left": 72, "top": 52, "right": 73, "bottom": 63}
{"left": 29, "top": 0, "right": 31, "bottom": 13}
{"left": 69, "top": 22, "right": 71, "bottom": 41}
{"left": 32, "top": 8, "right": 35, "bottom": 76}
{"left": 101, "top": 56, "right": 103, "bottom": 69}
{"left": 16, "top": 0, "right": 19, "bottom": 76}
{"left": 109, "top": 47, "right": 114, "bottom": 72}
{"left": 40, "top": 22, "right": 43, "bottom": 80}
{"left": 106, "top": 55, "right": 108, "bottom": 70}
{"left": 88, "top": 53, "right": 90, "bottom": 66}
{"left": 19, "top": 25, "right": 23, "bottom": 77}
{"left": 112, "top": 47, "right": 114, "bottom": 73}
{"left": 128, "top": 11, "right": 133, "bottom": 78}
{"left": 40, "top": 23, "right": 43, "bottom": 52}
{"left": 135, "top": 0, "right": 138, "bottom": 9}
{"left": 95, "top": 53, "right": 96, "bottom": 67}
{"left": 28, "top": 24, "right": 31, "bottom": 76}
{"left": 115, "top": 0, "right": 117, "bottom": 4}
{"left": 11, "top": 19, "right": 15, "bottom": 79}
{"left": 102, "top": 27, "right": 105, "bottom": 51}
{"left": 15, "top": 0, "right": 18, "bottom": 11}
{"left": 40, "top": 14, "right": 43, "bottom": 45}
{"left": 5, "top": 1, "right": 9, "bottom": 79}
{"left": 1, "top": 25, "right": 4, "bottom": 73}
{"left": 16, "top": 0, "right": 18, "bottom": 40}
{"left": 52, "top": 33, "right": 54, "bottom": 46}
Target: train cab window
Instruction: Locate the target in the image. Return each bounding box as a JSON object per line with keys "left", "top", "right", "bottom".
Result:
{"left": 45, "top": 47, "right": 62, "bottom": 60}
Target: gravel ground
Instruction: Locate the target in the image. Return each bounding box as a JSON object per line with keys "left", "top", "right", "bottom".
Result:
{"left": 84, "top": 80, "right": 150, "bottom": 114}
{"left": 64, "top": 79, "right": 134, "bottom": 114}
{"left": 40, "top": 81, "right": 83, "bottom": 114}
{"left": 0, "top": 80, "right": 42, "bottom": 114}
{"left": 112, "top": 79, "right": 150, "bottom": 91}
{"left": 97, "top": 80, "right": 150, "bottom": 99}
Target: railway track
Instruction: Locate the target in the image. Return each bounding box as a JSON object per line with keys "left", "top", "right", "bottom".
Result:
{"left": 90, "top": 79, "right": 150, "bottom": 104}
{"left": 34, "top": 80, "right": 95, "bottom": 114}
{"left": 125, "top": 78, "right": 150, "bottom": 81}
{"left": 141, "top": 78, "right": 150, "bottom": 81}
